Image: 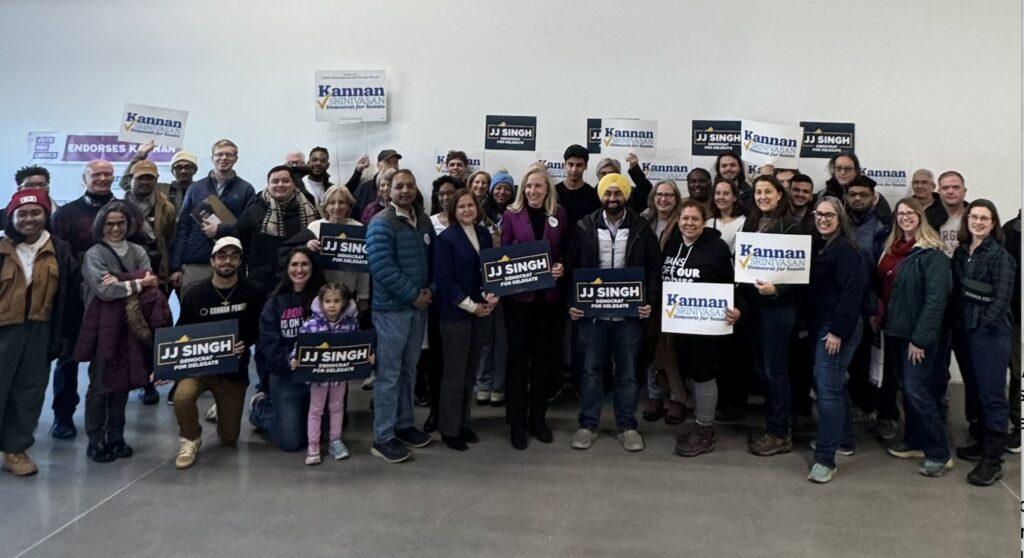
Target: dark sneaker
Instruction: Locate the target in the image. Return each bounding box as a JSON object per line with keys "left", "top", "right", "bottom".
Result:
{"left": 107, "top": 440, "right": 134, "bottom": 459}
{"left": 675, "top": 424, "right": 715, "bottom": 457}
{"left": 967, "top": 459, "right": 1003, "bottom": 485}
{"left": 956, "top": 442, "right": 982, "bottom": 462}
{"left": 371, "top": 439, "right": 411, "bottom": 463}
{"left": 50, "top": 419, "right": 77, "bottom": 440}
{"left": 86, "top": 443, "right": 116, "bottom": 464}
{"left": 395, "top": 427, "right": 431, "bottom": 448}
{"left": 748, "top": 431, "right": 792, "bottom": 456}
{"left": 140, "top": 385, "right": 159, "bottom": 406}
{"left": 1006, "top": 428, "right": 1021, "bottom": 454}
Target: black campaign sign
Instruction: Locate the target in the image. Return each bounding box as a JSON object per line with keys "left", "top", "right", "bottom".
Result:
{"left": 480, "top": 240, "right": 555, "bottom": 296}
{"left": 154, "top": 319, "right": 238, "bottom": 380}
{"left": 574, "top": 267, "right": 645, "bottom": 317}
{"left": 292, "top": 330, "right": 376, "bottom": 383}
{"left": 319, "top": 223, "right": 369, "bottom": 271}
{"left": 485, "top": 115, "right": 537, "bottom": 151}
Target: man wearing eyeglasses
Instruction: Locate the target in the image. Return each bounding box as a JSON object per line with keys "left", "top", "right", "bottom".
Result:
{"left": 119, "top": 140, "right": 199, "bottom": 216}
{"left": 48, "top": 159, "right": 118, "bottom": 440}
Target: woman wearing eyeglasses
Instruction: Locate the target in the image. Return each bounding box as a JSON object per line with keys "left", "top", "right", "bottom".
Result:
{"left": 806, "top": 198, "right": 866, "bottom": 482}
{"left": 950, "top": 200, "right": 1015, "bottom": 486}
{"left": 875, "top": 198, "right": 952, "bottom": 477}
{"left": 822, "top": 152, "right": 891, "bottom": 222}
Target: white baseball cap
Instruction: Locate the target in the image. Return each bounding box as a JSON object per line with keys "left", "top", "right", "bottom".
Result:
{"left": 211, "top": 236, "right": 243, "bottom": 256}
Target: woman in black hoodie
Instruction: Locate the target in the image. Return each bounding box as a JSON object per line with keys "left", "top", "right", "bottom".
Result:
{"left": 661, "top": 200, "right": 740, "bottom": 457}
{"left": 742, "top": 175, "right": 804, "bottom": 457}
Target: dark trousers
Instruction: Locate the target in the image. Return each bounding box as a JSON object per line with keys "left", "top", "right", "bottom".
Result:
{"left": 755, "top": 305, "right": 797, "bottom": 438}
{"left": 1011, "top": 320, "right": 1021, "bottom": 430}
{"left": 888, "top": 336, "right": 949, "bottom": 461}
{"left": 84, "top": 361, "right": 129, "bottom": 446}
{"left": 847, "top": 320, "right": 875, "bottom": 412}
{"left": 504, "top": 298, "right": 559, "bottom": 428}
{"left": 51, "top": 354, "right": 81, "bottom": 422}
{"left": 0, "top": 322, "right": 51, "bottom": 453}
{"left": 719, "top": 321, "right": 755, "bottom": 413}
{"left": 788, "top": 324, "right": 813, "bottom": 417}
{"left": 439, "top": 316, "right": 490, "bottom": 437}
{"left": 416, "top": 305, "right": 443, "bottom": 413}
{"left": 958, "top": 325, "right": 1012, "bottom": 435}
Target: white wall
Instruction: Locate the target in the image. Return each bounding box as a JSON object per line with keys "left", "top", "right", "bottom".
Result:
{"left": 0, "top": 0, "right": 1020, "bottom": 214}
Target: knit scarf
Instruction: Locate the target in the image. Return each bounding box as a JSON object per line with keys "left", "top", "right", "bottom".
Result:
{"left": 259, "top": 189, "right": 318, "bottom": 237}
{"left": 125, "top": 191, "right": 156, "bottom": 241}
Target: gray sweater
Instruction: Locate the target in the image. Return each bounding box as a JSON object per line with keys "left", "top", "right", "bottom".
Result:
{"left": 81, "top": 241, "right": 151, "bottom": 306}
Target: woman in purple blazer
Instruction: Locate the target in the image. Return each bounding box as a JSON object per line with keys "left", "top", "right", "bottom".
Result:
{"left": 500, "top": 167, "right": 567, "bottom": 450}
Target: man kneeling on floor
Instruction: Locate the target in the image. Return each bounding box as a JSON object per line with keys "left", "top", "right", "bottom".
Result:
{"left": 171, "top": 237, "right": 262, "bottom": 469}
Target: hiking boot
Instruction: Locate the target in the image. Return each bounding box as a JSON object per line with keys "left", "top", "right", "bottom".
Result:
{"left": 807, "top": 462, "right": 836, "bottom": 483}
{"left": 618, "top": 429, "right": 644, "bottom": 452}
{"left": 918, "top": 458, "right": 954, "bottom": 477}
{"left": 2, "top": 452, "right": 38, "bottom": 476}
{"left": 675, "top": 424, "right": 715, "bottom": 457}
{"left": 748, "top": 431, "right": 792, "bottom": 456}
{"left": 175, "top": 437, "right": 202, "bottom": 469}
{"left": 571, "top": 428, "right": 597, "bottom": 450}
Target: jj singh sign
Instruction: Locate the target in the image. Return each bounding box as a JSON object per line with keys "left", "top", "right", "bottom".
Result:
{"left": 319, "top": 223, "right": 368, "bottom": 271}
{"left": 481, "top": 240, "right": 556, "bottom": 296}
{"left": 154, "top": 320, "right": 238, "bottom": 380}
{"left": 292, "top": 330, "right": 376, "bottom": 383}
{"left": 573, "top": 268, "right": 645, "bottom": 318}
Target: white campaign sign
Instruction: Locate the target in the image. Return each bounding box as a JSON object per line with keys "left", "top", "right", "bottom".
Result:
{"left": 432, "top": 148, "right": 484, "bottom": 176}
{"left": 315, "top": 70, "right": 387, "bottom": 122}
{"left": 740, "top": 120, "right": 803, "bottom": 168}
{"left": 862, "top": 159, "right": 911, "bottom": 202}
{"left": 636, "top": 149, "right": 691, "bottom": 184}
{"left": 118, "top": 103, "right": 188, "bottom": 149}
{"left": 535, "top": 151, "right": 567, "bottom": 182}
{"left": 734, "top": 232, "right": 812, "bottom": 284}
{"left": 661, "top": 282, "right": 734, "bottom": 336}
{"left": 599, "top": 118, "right": 658, "bottom": 157}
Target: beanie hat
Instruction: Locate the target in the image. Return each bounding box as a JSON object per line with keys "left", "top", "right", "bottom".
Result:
{"left": 597, "top": 173, "right": 632, "bottom": 201}
{"left": 170, "top": 150, "right": 199, "bottom": 168}
{"left": 490, "top": 170, "right": 515, "bottom": 193}
{"left": 7, "top": 188, "right": 52, "bottom": 217}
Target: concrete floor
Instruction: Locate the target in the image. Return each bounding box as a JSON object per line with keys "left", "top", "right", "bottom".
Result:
{"left": 1, "top": 371, "right": 1019, "bottom": 558}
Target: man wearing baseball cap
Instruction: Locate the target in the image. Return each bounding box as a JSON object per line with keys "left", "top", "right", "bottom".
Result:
{"left": 352, "top": 148, "right": 402, "bottom": 218}
{"left": 171, "top": 236, "right": 262, "bottom": 469}
{"left": 0, "top": 189, "right": 78, "bottom": 475}
{"left": 121, "top": 141, "right": 199, "bottom": 216}
{"left": 566, "top": 172, "right": 661, "bottom": 453}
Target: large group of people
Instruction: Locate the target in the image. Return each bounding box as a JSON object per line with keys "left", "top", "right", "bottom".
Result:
{"left": 0, "top": 140, "right": 1018, "bottom": 488}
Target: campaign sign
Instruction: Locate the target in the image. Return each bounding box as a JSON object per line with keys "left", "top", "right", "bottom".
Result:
{"left": 292, "top": 330, "right": 376, "bottom": 383}
{"left": 587, "top": 118, "right": 603, "bottom": 154}
{"left": 485, "top": 115, "right": 537, "bottom": 151}
{"left": 691, "top": 120, "right": 741, "bottom": 156}
{"left": 29, "top": 132, "right": 179, "bottom": 165}
{"left": 481, "top": 240, "right": 555, "bottom": 296}
{"left": 661, "top": 282, "right": 733, "bottom": 336}
{"left": 734, "top": 232, "right": 812, "bottom": 284}
{"left": 591, "top": 118, "right": 657, "bottom": 157}
{"left": 574, "top": 267, "right": 645, "bottom": 318}
{"left": 319, "top": 223, "right": 368, "bottom": 271}
{"left": 314, "top": 70, "right": 387, "bottom": 122}
{"left": 639, "top": 149, "right": 691, "bottom": 183}
{"left": 862, "top": 160, "right": 910, "bottom": 201}
{"left": 741, "top": 120, "right": 804, "bottom": 168}
{"left": 536, "top": 151, "right": 567, "bottom": 181}
{"left": 433, "top": 148, "right": 484, "bottom": 175}
{"left": 118, "top": 103, "right": 188, "bottom": 149}
{"left": 154, "top": 320, "right": 238, "bottom": 380}
{"left": 800, "top": 122, "right": 855, "bottom": 158}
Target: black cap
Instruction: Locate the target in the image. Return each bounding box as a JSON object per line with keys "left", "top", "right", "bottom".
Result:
{"left": 377, "top": 149, "right": 402, "bottom": 162}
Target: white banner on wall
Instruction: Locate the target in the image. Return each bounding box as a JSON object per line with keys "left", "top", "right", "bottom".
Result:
{"left": 314, "top": 70, "right": 387, "bottom": 122}
{"left": 118, "top": 103, "right": 188, "bottom": 149}
{"left": 661, "top": 282, "right": 734, "bottom": 336}
{"left": 635, "top": 149, "right": 691, "bottom": 184}
{"left": 432, "top": 148, "right": 484, "bottom": 176}
{"left": 740, "top": 120, "right": 803, "bottom": 168}
{"left": 734, "top": 232, "right": 812, "bottom": 284}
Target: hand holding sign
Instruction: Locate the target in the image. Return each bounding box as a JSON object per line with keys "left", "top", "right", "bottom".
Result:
{"left": 551, "top": 262, "right": 564, "bottom": 279}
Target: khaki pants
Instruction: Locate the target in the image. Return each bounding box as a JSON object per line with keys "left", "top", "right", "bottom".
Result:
{"left": 173, "top": 375, "right": 247, "bottom": 444}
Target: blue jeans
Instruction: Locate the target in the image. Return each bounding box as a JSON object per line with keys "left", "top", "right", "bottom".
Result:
{"left": 957, "top": 325, "right": 1011, "bottom": 435}
{"left": 889, "top": 336, "right": 949, "bottom": 461}
{"left": 757, "top": 306, "right": 797, "bottom": 438}
{"left": 578, "top": 319, "right": 641, "bottom": 432}
{"left": 813, "top": 322, "right": 862, "bottom": 467}
{"left": 249, "top": 374, "right": 310, "bottom": 452}
{"left": 373, "top": 309, "right": 427, "bottom": 444}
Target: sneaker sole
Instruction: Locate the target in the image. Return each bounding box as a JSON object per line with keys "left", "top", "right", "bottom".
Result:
{"left": 371, "top": 447, "right": 410, "bottom": 463}
{"left": 333, "top": 452, "right": 350, "bottom": 460}
{"left": 807, "top": 472, "right": 834, "bottom": 483}
{"left": 570, "top": 443, "right": 593, "bottom": 450}
{"left": 397, "top": 437, "right": 431, "bottom": 449}
{"left": 918, "top": 460, "right": 955, "bottom": 477}
{"left": 175, "top": 459, "right": 196, "bottom": 470}
{"left": 675, "top": 444, "right": 714, "bottom": 458}
{"left": 887, "top": 449, "right": 926, "bottom": 459}
{"left": 1007, "top": 447, "right": 1022, "bottom": 454}
{"left": 749, "top": 445, "right": 792, "bottom": 457}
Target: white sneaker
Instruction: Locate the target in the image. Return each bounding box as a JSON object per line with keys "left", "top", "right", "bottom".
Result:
{"left": 618, "top": 429, "right": 645, "bottom": 452}
{"left": 205, "top": 404, "right": 218, "bottom": 423}
{"left": 476, "top": 390, "right": 491, "bottom": 404}
{"left": 175, "top": 437, "right": 202, "bottom": 470}
{"left": 489, "top": 391, "right": 505, "bottom": 405}
{"left": 329, "top": 440, "right": 350, "bottom": 460}
{"left": 305, "top": 452, "right": 322, "bottom": 466}
{"left": 571, "top": 428, "right": 597, "bottom": 450}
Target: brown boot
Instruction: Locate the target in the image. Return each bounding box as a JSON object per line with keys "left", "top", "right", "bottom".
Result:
{"left": 665, "top": 401, "right": 686, "bottom": 425}
{"left": 2, "top": 452, "right": 38, "bottom": 476}
{"left": 641, "top": 399, "right": 665, "bottom": 422}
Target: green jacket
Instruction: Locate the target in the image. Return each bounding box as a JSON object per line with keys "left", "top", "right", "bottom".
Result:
{"left": 884, "top": 246, "right": 950, "bottom": 348}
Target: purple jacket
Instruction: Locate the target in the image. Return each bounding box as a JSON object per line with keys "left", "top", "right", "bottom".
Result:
{"left": 289, "top": 299, "right": 361, "bottom": 386}
{"left": 500, "top": 205, "right": 568, "bottom": 303}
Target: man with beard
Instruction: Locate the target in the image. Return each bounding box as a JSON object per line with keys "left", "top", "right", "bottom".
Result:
{"left": 285, "top": 147, "right": 368, "bottom": 207}
{"left": 715, "top": 152, "right": 751, "bottom": 209}
{"left": 121, "top": 142, "right": 199, "bottom": 216}
{"left": 48, "top": 159, "right": 116, "bottom": 439}
{"left": 686, "top": 168, "right": 712, "bottom": 204}
{"left": 788, "top": 174, "right": 816, "bottom": 234}
{"left": 171, "top": 237, "right": 261, "bottom": 469}
{"left": 567, "top": 173, "right": 661, "bottom": 452}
